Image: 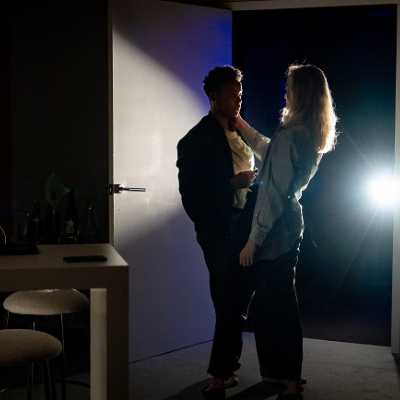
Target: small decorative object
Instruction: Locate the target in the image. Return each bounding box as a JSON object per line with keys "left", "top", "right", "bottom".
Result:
{"left": 59, "top": 189, "right": 79, "bottom": 243}
{"left": 44, "top": 173, "right": 70, "bottom": 243}
{"left": 80, "top": 202, "right": 99, "bottom": 243}
{"left": 0, "top": 224, "right": 7, "bottom": 246}
{"left": 27, "top": 200, "right": 41, "bottom": 244}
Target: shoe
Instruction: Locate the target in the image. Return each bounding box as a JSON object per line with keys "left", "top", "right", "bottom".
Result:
{"left": 202, "top": 373, "right": 238, "bottom": 398}
{"left": 224, "top": 374, "right": 239, "bottom": 389}
{"left": 202, "top": 379, "right": 226, "bottom": 400}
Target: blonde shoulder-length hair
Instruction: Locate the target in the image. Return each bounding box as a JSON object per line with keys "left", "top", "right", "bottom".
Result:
{"left": 281, "top": 64, "right": 338, "bottom": 154}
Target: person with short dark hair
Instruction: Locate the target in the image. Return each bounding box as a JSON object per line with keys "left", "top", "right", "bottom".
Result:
{"left": 203, "top": 66, "right": 243, "bottom": 98}
{"left": 177, "top": 65, "right": 258, "bottom": 399}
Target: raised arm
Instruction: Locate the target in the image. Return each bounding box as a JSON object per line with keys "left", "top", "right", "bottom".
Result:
{"left": 233, "top": 115, "right": 271, "bottom": 161}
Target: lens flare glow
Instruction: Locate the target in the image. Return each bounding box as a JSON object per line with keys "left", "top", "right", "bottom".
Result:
{"left": 366, "top": 174, "right": 400, "bottom": 209}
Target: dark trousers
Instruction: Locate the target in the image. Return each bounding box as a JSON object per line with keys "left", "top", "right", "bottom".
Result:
{"left": 252, "top": 250, "right": 303, "bottom": 381}
{"left": 197, "top": 212, "right": 254, "bottom": 379}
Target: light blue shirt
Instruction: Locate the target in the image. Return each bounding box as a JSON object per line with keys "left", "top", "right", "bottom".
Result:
{"left": 239, "top": 124, "right": 322, "bottom": 261}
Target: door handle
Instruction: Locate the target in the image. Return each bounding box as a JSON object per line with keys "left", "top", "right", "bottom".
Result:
{"left": 108, "top": 184, "right": 146, "bottom": 194}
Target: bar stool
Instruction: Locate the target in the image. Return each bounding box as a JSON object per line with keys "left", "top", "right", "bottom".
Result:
{"left": 3, "top": 289, "right": 89, "bottom": 400}
{"left": 0, "top": 328, "right": 62, "bottom": 400}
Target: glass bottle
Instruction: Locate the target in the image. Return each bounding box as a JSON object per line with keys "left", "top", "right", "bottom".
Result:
{"left": 59, "top": 189, "right": 78, "bottom": 244}
{"left": 28, "top": 200, "right": 41, "bottom": 244}
{"left": 80, "top": 202, "right": 99, "bottom": 243}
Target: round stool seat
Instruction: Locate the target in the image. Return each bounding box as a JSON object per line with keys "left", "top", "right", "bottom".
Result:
{"left": 4, "top": 289, "right": 89, "bottom": 316}
{"left": 0, "top": 329, "right": 62, "bottom": 366}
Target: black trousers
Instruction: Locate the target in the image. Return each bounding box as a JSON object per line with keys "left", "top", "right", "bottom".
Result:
{"left": 197, "top": 211, "right": 254, "bottom": 379}
{"left": 252, "top": 249, "right": 303, "bottom": 381}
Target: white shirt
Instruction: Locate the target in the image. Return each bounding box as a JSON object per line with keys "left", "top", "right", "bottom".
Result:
{"left": 224, "top": 129, "right": 255, "bottom": 209}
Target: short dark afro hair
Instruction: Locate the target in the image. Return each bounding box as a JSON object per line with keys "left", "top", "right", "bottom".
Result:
{"left": 203, "top": 65, "right": 243, "bottom": 98}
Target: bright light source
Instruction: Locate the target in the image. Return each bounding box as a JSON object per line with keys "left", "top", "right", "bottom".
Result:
{"left": 366, "top": 174, "right": 400, "bottom": 209}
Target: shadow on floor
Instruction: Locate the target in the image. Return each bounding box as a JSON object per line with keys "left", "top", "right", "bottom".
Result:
{"left": 394, "top": 354, "right": 400, "bottom": 377}
{"left": 163, "top": 380, "right": 282, "bottom": 400}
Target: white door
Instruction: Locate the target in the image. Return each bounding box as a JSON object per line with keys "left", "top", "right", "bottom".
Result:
{"left": 110, "top": 0, "right": 233, "bottom": 361}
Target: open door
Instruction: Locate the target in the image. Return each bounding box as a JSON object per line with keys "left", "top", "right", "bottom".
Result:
{"left": 110, "top": 0, "right": 232, "bottom": 361}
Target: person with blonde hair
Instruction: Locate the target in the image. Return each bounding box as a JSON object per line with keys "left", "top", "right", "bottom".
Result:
{"left": 233, "top": 63, "right": 338, "bottom": 400}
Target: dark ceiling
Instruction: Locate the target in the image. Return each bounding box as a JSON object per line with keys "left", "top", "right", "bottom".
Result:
{"left": 161, "top": 0, "right": 273, "bottom": 10}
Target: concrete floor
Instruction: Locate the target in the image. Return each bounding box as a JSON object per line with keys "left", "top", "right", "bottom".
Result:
{"left": 132, "top": 333, "right": 400, "bottom": 400}
{"left": 2, "top": 334, "right": 399, "bottom": 399}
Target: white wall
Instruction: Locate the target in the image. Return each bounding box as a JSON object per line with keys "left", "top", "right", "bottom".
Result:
{"left": 111, "top": 0, "right": 232, "bottom": 361}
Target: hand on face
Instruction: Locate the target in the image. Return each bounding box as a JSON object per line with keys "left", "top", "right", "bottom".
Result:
{"left": 228, "top": 114, "right": 247, "bottom": 132}
{"left": 230, "top": 170, "right": 257, "bottom": 189}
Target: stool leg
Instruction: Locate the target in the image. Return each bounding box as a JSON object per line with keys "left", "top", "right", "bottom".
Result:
{"left": 43, "top": 362, "right": 52, "bottom": 400}
{"left": 60, "top": 314, "right": 67, "bottom": 400}
{"left": 26, "top": 364, "right": 33, "bottom": 400}
{"left": 32, "top": 320, "right": 36, "bottom": 386}
{"left": 49, "top": 360, "right": 58, "bottom": 400}
{"left": 5, "top": 311, "right": 10, "bottom": 329}
{"left": 30, "top": 361, "right": 35, "bottom": 392}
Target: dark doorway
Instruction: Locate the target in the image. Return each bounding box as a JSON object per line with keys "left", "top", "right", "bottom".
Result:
{"left": 234, "top": 4, "right": 397, "bottom": 346}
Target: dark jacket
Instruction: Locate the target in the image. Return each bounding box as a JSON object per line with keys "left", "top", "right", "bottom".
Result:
{"left": 176, "top": 113, "right": 234, "bottom": 241}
